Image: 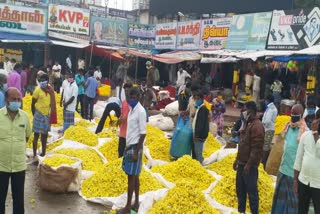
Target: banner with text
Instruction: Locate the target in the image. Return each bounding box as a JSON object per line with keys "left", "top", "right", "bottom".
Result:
{"left": 0, "top": 4, "right": 47, "bottom": 36}
{"left": 200, "top": 17, "right": 231, "bottom": 50}
{"left": 155, "top": 22, "right": 177, "bottom": 49}
{"left": 177, "top": 20, "right": 201, "bottom": 50}
{"left": 128, "top": 23, "right": 155, "bottom": 49}
{"left": 267, "top": 7, "right": 320, "bottom": 50}
{"left": 90, "top": 16, "right": 127, "bottom": 46}
{"left": 48, "top": 4, "right": 90, "bottom": 35}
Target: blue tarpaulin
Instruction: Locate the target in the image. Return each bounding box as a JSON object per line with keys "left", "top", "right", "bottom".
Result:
{"left": 272, "top": 55, "right": 320, "bottom": 62}
{"left": 0, "top": 32, "right": 50, "bottom": 43}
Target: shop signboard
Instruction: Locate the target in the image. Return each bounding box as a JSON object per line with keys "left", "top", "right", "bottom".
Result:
{"left": 127, "top": 23, "right": 155, "bottom": 49}
{"left": 155, "top": 22, "right": 177, "bottom": 49}
{"left": 90, "top": 16, "right": 127, "bottom": 46}
{"left": 48, "top": 4, "right": 90, "bottom": 35}
{"left": 89, "top": 5, "right": 107, "bottom": 18}
{"left": 200, "top": 17, "right": 231, "bottom": 50}
{"left": 267, "top": 7, "right": 320, "bottom": 50}
{"left": 176, "top": 20, "right": 201, "bottom": 50}
{"left": 0, "top": 4, "right": 47, "bottom": 36}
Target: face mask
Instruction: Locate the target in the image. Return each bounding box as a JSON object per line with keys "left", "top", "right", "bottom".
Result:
{"left": 8, "top": 101, "right": 21, "bottom": 112}
{"left": 2, "top": 83, "right": 7, "bottom": 90}
{"left": 291, "top": 115, "right": 301, "bottom": 123}
{"left": 40, "top": 81, "right": 48, "bottom": 89}
{"left": 307, "top": 108, "right": 316, "bottom": 115}
{"left": 195, "top": 100, "right": 203, "bottom": 108}
{"left": 128, "top": 99, "right": 138, "bottom": 109}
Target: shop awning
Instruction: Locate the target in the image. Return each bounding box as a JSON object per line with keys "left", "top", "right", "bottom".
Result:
{"left": 0, "top": 32, "right": 49, "bottom": 43}
{"left": 294, "top": 45, "right": 320, "bottom": 55}
{"left": 50, "top": 40, "right": 90, "bottom": 48}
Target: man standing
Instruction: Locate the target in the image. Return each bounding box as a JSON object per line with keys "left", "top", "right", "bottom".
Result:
{"left": 118, "top": 88, "right": 146, "bottom": 214}
{"left": 7, "top": 64, "right": 22, "bottom": 94}
{"left": 261, "top": 95, "right": 278, "bottom": 169}
{"left": 0, "top": 87, "right": 32, "bottom": 214}
{"left": 233, "top": 101, "right": 265, "bottom": 214}
{"left": 118, "top": 83, "right": 132, "bottom": 157}
{"left": 303, "top": 95, "right": 319, "bottom": 129}
{"left": 252, "top": 72, "right": 261, "bottom": 110}
{"left": 31, "top": 74, "right": 55, "bottom": 159}
{"left": 94, "top": 66, "right": 102, "bottom": 81}
{"left": 271, "top": 104, "right": 307, "bottom": 214}
{"left": 3, "top": 57, "right": 12, "bottom": 74}
{"left": 84, "top": 71, "right": 98, "bottom": 120}
{"left": 192, "top": 92, "right": 209, "bottom": 163}
{"left": 176, "top": 64, "right": 191, "bottom": 89}
{"left": 75, "top": 69, "right": 85, "bottom": 117}
{"left": 52, "top": 61, "right": 62, "bottom": 93}
{"left": 294, "top": 110, "right": 320, "bottom": 214}
{"left": 62, "top": 73, "right": 78, "bottom": 131}
{"left": 66, "top": 54, "right": 72, "bottom": 70}
{"left": 146, "top": 61, "right": 160, "bottom": 86}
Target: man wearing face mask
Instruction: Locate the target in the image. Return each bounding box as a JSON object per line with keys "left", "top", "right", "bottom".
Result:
{"left": 31, "top": 74, "right": 56, "bottom": 161}
{"left": 261, "top": 95, "right": 278, "bottom": 169}
{"left": 118, "top": 88, "right": 146, "bottom": 214}
{"left": 233, "top": 101, "right": 265, "bottom": 214}
{"left": 62, "top": 73, "right": 78, "bottom": 131}
{"left": 0, "top": 87, "right": 32, "bottom": 214}
{"left": 271, "top": 104, "right": 307, "bottom": 214}
{"left": 192, "top": 92, "right": 209, "bottom": 163}
{"left": 0, "top": 74, "right": 7, "bottom": 108}
{"left": 303, "top": 96, "right": 319, "bottom": 129}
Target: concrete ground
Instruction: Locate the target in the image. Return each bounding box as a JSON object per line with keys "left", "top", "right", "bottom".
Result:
{"left": 5, "top": 164, "right": 106, "bottom": 214}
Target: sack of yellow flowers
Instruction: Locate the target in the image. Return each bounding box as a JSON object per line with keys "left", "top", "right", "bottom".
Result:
{"left": 38, "top": 154, "right": 82, "bottom": 193}
{"left": 98, "top": 85, "right": 111, "bottom": 97}
{"left": 266, "top": 134, "right": 285, "bottom": 176}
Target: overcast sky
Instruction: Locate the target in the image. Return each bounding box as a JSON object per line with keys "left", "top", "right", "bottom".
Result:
{"left": 105, "top": 0, "right": 133, "bottom": 10}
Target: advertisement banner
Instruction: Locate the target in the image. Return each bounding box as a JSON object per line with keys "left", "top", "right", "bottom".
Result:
{"left": 200, "top": 17, "right": 231, "bottom": 50}
{"left": 90, "top": 16, "right": 127, "bottom": 46}
{"left": 176, "top": 20, "right": 201, "bottom": 50}
{"left": 247, "top": 12, "right": 272, "bottom": 50}
{"left": 48, "top": 4, "right": 90, "bottom": 35}
{"left": 155, "top": 22, "right": 177, "bottom": 49}
{"left": 127, "top": 23, "right": 155, "bottom": 49}
{"left": 267, "top": 7, "right": 320, "bottom": 50}
{"left": 0, "top": 4, "right": 47, "bottom": 36}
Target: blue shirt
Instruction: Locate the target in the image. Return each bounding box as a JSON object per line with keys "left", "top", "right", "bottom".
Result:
{"left": 85, "top": 76, "right": 98, "bottom": 98}
{"left": 0, "top": 90, "right": 4, "bottom": 109}
{"left": 279, "top": 127, "right": 299, "bottom": 177}
{"left": 75, "top": 74, "right": 85, "bottom": 95}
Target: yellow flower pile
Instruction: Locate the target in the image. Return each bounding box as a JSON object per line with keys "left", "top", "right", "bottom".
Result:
{"left": 46, "top": 139, "right": 64, "bottom": 152}
{"left": 274, "top": 115, "right": 291, "bottom": 135}
{"left": 145, "top": 125, "right": 171, "bottom": 161}
{"left": 43, "top": 155, "right": 77, "bottom": 168}
{"left": 95, "top": 115, "right": 119, "bottom": 129}
{"left": 26, "top": 133, "right": 41, "bottom": 149}
{"left": 75, "top": 119, "right": 95, "bottom": 128}
{"left": 54, "top": 148, "right": 103, "bottom": 171}
{"left": 64, "top": 126, "right": 98, "bottom": 147}
{"left": 152, "top": 155, "right": 215, "bottom": 190}
{"left": 98, "top": 137, "right": 119, "bottom": 161}
{"left": 23, "top": 93, "right": 81, "bottom": 128}
{"left": 146, "top": 125, "right": 166, "bottom": 140}
{"left": 81, "top": 159, "right": 163, "bottom": 198}
{"left": 240, "top": 94, "right": 253, "bottom": 102}
{"left": 149, "top": 180, "right": 219, "bottom": 214}
{"left": 206, "top": 153, "right": 237, "bottom": 176}
{"left": 96, "top": 128, "right": 117, "bottom": 138}
{"left": 210, "top": 165, "right": 274, "bottom": 213}
{"left": 203, "top": 133, "right": 222, "bottom": 158}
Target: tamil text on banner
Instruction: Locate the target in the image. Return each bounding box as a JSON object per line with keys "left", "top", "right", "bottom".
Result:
{"left": 155, "top": 22, "right": 177, "bottom": 49}
{"left": 128, "top": 23, "right": 155, "bottom": 49}
{"left": 90, "top": 16, "right": 127, "bottom": 46}
{"left": 177, "top": 20, "right": 201, "bottom": 50}
{"left": 0, "top": 4, "right": 47, "bottom": 36}
{"left": 267, "top": 7, "right": 320, "bottom": 50}
{"left": 48, "top": 4, "right": 89, "bottom": 35}
{"left": 200, "top": 17, "right": 231, "bottom": 50}
{"left": 247, "top": 12, "right": 272, "bottom": 50}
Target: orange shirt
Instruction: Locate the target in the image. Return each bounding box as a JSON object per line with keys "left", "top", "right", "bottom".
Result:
{"left": 119, "top": 101, "right": 130, "bottom": 138}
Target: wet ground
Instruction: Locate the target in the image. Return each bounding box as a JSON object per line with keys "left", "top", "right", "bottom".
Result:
{"left": 5, "top": 164, "right": 106, "bottom": 214}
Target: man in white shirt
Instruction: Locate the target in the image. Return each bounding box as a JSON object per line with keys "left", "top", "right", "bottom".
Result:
{"left": 94, "top": 66, "right": 102, "bottom": 81}
{"left": 119, "top": 87, "right": 146, "bottom": 214}
{"left": 261, "top": 95, "right": 278, "bottom": 169}
{"left": 66, "top": 54, "right": 72, "bottom": 70}
{"left": 62, "top": 73, "right": 78, "bottom": 131}
{"left": 3, "top": 57, "right": 12, "bottom": 74}
{"left": 52, "top": 61, "right": 62, "bottom": 93}
{"left": 78, "top": 58, "right": 85, "bottom": 70}
{"left": 176, "top": 64, "right": 191, "bottom": 88}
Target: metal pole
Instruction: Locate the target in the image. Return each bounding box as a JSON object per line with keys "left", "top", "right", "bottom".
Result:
{"left": 109, "top": 53, "right": 112, "bottom": 80}
{"left": 89, "top": 43, "right": 94, "bottom": 66}
{"left": 135, "top": 56, "right": 138, "bottom": 83}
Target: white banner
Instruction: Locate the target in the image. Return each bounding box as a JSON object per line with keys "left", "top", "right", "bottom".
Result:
{"left": 176, "top": 20, "right": 201, "bottom": 50}
{"left": 48, "top": 4, "right": 90, "bottom": 35}
{"left": 155, "top": 22, "right": 177, "bottom": 49}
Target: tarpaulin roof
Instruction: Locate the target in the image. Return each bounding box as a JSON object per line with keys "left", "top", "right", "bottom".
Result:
{"left": 0, "top": 31, "right": 50, "bottom": 43}
{"left": 294, "top": 45, "right": 320, "bottom": 55}
{"left": 84, "top": 45, "right": 123, "bottom": 61}
{"left": 50, "top": 40, "right": 90, "bottom": 48}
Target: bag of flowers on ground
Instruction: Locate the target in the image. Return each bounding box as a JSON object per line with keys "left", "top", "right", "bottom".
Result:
{"left": 79, "top": 159, "right": 168, "bottom": 209}
{"left": 38, "top": 154, "right": 82, "bottom": 193}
